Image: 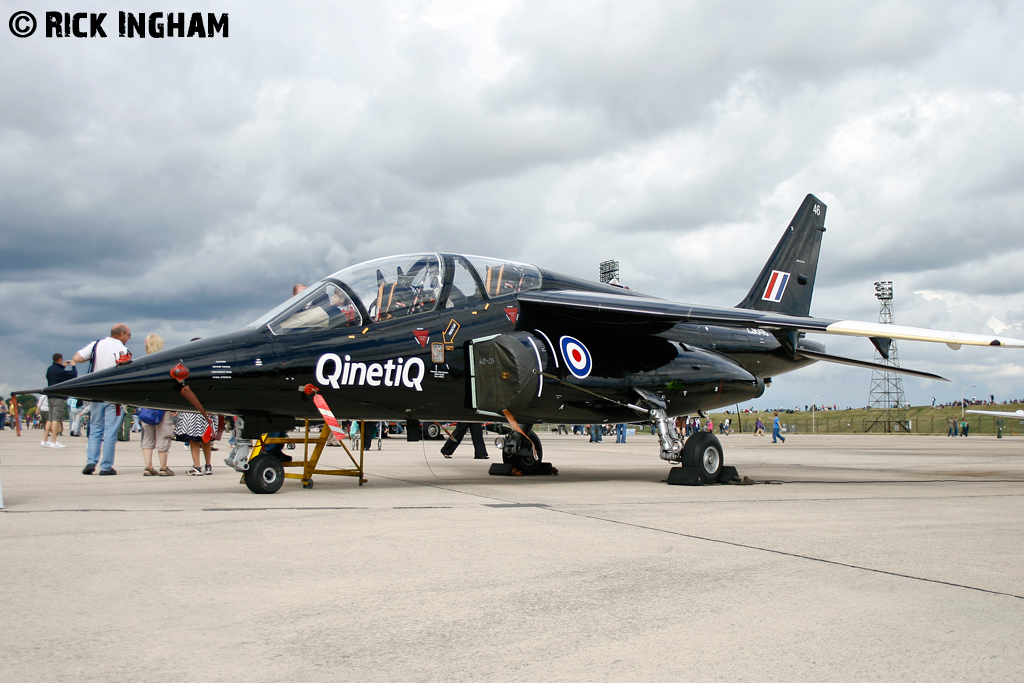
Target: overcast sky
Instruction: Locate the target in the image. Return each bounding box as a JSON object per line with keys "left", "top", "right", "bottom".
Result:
{"left": 3, "top": 0, "right": 1023, "bottom": 413}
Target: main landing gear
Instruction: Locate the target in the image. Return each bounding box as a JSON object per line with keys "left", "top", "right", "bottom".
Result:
{"left": 679, "top": 431, "right": 724, "bottom": 483}
{"left": 644, "top": 396, "right": 724, "bottom": 484}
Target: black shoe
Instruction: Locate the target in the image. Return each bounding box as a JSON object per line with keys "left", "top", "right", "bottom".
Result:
{"left": 272, "top": 453, "right": 292, "bottom": 463}
{"left": 98, "top": 468, "right": 117, "bottom": 476}
{"left": 82, "top": 464, "right": 95, "bottom": 475}
{"left": 474, "top": 455, "right": 489, "bottom": 460}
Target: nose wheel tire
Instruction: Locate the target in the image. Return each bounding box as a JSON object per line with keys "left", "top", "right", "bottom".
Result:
{"left": 681, "top": 432, "right": 723, "bottom": 483}
{"left": 244, "top": 453, "right": 285, "bottom": 494}
{"left": 500, "top": 430, "right": 543, "bottom": 474}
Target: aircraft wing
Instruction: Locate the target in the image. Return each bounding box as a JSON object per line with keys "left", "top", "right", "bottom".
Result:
{"left": 785, "top": 348, "right": 947, "bottom": 381}
{"left": 966, "top": 409, "right": 1024, "bottom": 419}
{"left": 812, "top": 320, "right": 1024, "bottom": 349}
{"left": 518, "top": 290, "right": 1024, "bottom": 348}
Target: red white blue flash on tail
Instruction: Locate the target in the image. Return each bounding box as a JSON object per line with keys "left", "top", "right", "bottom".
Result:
{"left": 762, "top": 270, "right": 791, "bottom": 303}
{"left": 559, "top": 336, "right": 592, "bottom": 379}
{"left": 313, "top": 393, "right": 347, "bottom": 441}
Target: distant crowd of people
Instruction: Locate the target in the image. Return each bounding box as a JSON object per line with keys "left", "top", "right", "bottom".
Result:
{"left": 721, "top": 395, "right": 1024, "bottom": 415}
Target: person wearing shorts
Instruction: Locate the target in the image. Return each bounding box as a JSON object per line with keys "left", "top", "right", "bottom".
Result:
{"left": 141, "top": 411, "right": 175, "bottom": 476}
{"left": 140, "top": 334, "right": 175, "bottom": 476}
{"left": 43, "top": 353, "right": 78, "bottom": 448}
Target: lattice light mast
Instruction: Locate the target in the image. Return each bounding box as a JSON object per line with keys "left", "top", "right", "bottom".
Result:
{"left": 599, "top": 259, "right": 619, "bottom": 284}
{"left": 865, "top": 281, "right": 910, "bottom": 432}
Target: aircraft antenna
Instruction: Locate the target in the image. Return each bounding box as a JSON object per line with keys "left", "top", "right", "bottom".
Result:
{"left": 865, "top": 281, "right": 911, "bottom": 432}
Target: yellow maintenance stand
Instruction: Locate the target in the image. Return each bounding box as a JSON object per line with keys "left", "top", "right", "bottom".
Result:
{"left": 234, "top": 420, "right": 370, "bottom": 494}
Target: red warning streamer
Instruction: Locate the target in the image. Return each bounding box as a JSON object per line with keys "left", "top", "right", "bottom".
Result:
{"left": 312, "top": 393, "right": 347, "bottom": 441}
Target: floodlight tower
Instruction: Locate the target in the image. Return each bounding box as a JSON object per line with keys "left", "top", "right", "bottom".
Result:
{"left": 865, "top": 281, "right": 910, "bottom": 432}
{"left": 599, "top": 259, "right": 620, "bottom": 284}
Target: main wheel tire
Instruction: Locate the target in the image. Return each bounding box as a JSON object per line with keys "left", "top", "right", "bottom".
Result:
{"left": 244, "top": 453, "right": 285, "bottom": 494}
{"left": 682, "top": 432, "right": 723, "bottom": 483}
{"left": 501, "top": 431, "right": 543, "bottom": 474}
{"left": 425, "top": 422, "right": 441, "bottom": 439}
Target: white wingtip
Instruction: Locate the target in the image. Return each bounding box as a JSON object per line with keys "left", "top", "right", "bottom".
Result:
{"left": 824, "top": 320, "right": 1024, "bottom": 348}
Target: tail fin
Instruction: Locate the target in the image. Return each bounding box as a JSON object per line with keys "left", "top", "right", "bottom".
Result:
{"left": 736, "top": 194, "right": 826, "bottom": 317}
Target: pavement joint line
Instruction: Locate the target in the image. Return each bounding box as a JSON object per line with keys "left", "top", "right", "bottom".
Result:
{"left": 203, "top": 506, "right": 369, "bottom": 511}
{"left": 393, "top": 506, "right": 452, "bottom": 509}
{"left": 357, "top": 471, "right": 1024, "bottom": 512}
{"left": 770, "top": 479, "right": 1024, "bottom": 484}
{"left": 541, "top": 506, "right": 1024, "bottom": 601}
{"left": 1, "top": 507, "right": 372, "bottom": 513}
{"left": 5, "top": 490, "right": 1020, "bottom": 515}
{"left": 3, "top": 509, "right": 152, "bottom": 513}
{"left": 554, "top": 492, "right": 1024, "bottom": 508}
{"left": 484, "top": 503, "right": 550, "bottom": 508}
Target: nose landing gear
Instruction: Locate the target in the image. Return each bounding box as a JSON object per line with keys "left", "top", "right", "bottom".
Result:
{"left": 499, "top": 429, "right": 544, "bottom": 474}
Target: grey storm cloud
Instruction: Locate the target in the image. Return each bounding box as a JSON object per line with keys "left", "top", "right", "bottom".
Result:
{"left": 2, "top": 0, "right": 1023, "bottom": 410}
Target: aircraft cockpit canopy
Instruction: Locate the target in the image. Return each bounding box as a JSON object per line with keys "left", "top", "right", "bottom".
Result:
{"left": 463, "top": 255, "right": 542, "bottom": 298}
{"left": 335, "top": 254, "right": 444, "bottom": 322}
{"left": 266, "top": 281, "right": 362, "bottom": 335}
{"left": 252, "top": 253, "right": 544, "bottom": 335}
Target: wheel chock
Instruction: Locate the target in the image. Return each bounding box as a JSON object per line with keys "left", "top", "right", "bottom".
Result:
{"left": 488, "top": 462, "right": 556, "bottom": 476}
{"left": 666, "top": 465, "right": 740, "bottom": 486}
{"left": 666, "top": 466, "right": 707, "bottom": 486}
{"left": 718, "top": 465, "right": 740, "bottom": 483}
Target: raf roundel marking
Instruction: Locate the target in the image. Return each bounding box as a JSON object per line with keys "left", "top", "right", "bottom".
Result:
{"left": 559, "top": 336, "right": 592, "bottom": 379}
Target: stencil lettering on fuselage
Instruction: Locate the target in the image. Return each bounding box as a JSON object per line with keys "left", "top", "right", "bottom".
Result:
{"left": 316, "top": 354, "right": 425, "bottom": 392}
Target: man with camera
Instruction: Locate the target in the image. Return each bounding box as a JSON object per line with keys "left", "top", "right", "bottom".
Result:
{"left": 42, "top": 353, "right": 78, "bottom": 448}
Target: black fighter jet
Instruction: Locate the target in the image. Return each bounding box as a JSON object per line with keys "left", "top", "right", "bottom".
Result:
{"left": 44, "top": 195, "right": 1024, "bottom": 486}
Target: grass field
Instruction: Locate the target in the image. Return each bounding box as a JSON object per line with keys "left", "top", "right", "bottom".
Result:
{"left": 705, "top": 404, "right": 1024, "bottom": 436}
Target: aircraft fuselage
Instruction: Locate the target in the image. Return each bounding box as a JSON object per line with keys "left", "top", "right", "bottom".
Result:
{"left": 48, "top": 273, "right": 806, "bottom": 429}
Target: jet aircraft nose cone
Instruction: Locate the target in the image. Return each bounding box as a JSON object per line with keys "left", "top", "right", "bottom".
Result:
{"left": 45, "top": 350, "right": 190, "bottom": 409}
{"left": 43, "top": 330, "right": 273, "bottom": 412}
